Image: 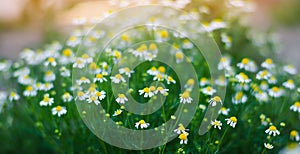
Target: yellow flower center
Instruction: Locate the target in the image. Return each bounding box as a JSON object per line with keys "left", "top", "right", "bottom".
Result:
{"left": 178, "top": 124, "right": 185, "bottom": 131}
{"left": 121, "top": 35, "right": 129, "bottom": 41}
{"left": 150, "top": 86, "right": 156, "bottom": 91}
{"left": 76, "top": 59, "right": 83, "bottom": 64}
{"left": 187, "top": 79, "right": 195, "bottom": 85}
{"left": 272, "top": 87, "right": 279, "bottom": 92}
{"left": 48, "top": 57, "right": 55, "bottom": 63}
{"left": 158, "top": 66, "right": 166, "bottom": 73}
{"left": 290, "top": 130, "right": 298, "bottom": 137}
{"left": 230, "top": 117, "right": 237, "bottom": 123}
{"left": 240, "top": 73, "right": 249, "bottom": 80}
{"left": 69, "top": 36, "right": 77, "bottom": 41}
{"left": 114, "top": 51, "right": 121, "bottom": 59}
{"left": 63, "top": 49, "right": 72, "bottom": 57}
{"left": 149, "top": 43, "right": 157, "bottom": 51}
{"left": 56, "top": 106, "right": 63, "bottom": 111}
{"left": 175, "top": 52, "right": 184, "bottom": 59}
{"left": 46, "top": 71, "right": 53, "bottom": 76}
{"left": 241, "top": 58, "right": 249, "bottom": 64}
{"left": 89, "top": 62, "right": 98, "bottom": 70}
{"left": 294, "top": 102, "right": 300, "bottom": 107}
{"left": 115, "top": 74, "right": 122, "bottom": 79}
{"left": 269, "top": 126, "right": 277, "bottom": 131}
{"left": 157, "top": 87, "right": 164, "bottom": 91}
{"left": 160, "top": 30, "right": 168, "bottom": 38}
{"left": 220, "top": 57, "right": 227, "bottom": 63}
{"left": 115, "top": 109, "right": 122, "bottom": 115}
{"left": 118, "top": 94, "right": 125, "bottom": 99}
{"left": 235, "top": 92, "right": 243, "bottom": 100}
{"left": 10, "top": 92, "right": 16, "bottom": 97}
{"left": 213, "top": 96, "right": 221, "bottom": 102}
{"left": 77, "top": 91, "right": 84, "bottom": 97}
{"left": 96, "top": 74, "right": 103, "bottom": 78}
{"left": 265, "top": 58, "right": 273, "bottom": 64}
{"left": 181, "top": 91, "right": 190, "bottom": 99}
{"left": 156, "top": 74, "right": 163, "bottom": 79}
{"left": 26, "top": 86, "right": 33, "bottom": 91}
{"left": 143, "top": 88, "right": 150, "bottom": 93}
{"left": 81, "top": 54, "right": 89, "bottom": 59}
{"left": 179, "top": 133, "right": 187, "bottom": 140}
{"left": 150, "top": 67, "right": 157, "bottom": 71}
{"left": 287, "top": 79, "right": 294, "bottom": 84}
{"left": 95, "top": 92, "right": 102, "bottom": 97}
{"left": 43, "top": 97, "right": 50, "bottom": 102}
{"left": 139, "top": 120, "right": 146, "bottom": 124}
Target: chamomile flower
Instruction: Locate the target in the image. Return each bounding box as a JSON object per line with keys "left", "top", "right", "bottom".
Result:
{"left": 66, "top": 36, "right": 80, "bottom": 47}
{"left": 211, "top": 120, "right": 222, "bottom": 130}
{"left": 268, "top": 76, "right": 277, "bottom": 84}
{"left": 42, "top": 82, "right": 54, "bottom": 91}
{"left": 9, "top": 92, "right": 20, "bottom": 102}
{"left": 174, "top": 124, "right": 189, "bottom": 134}
{"left": 116, "top": 94, "right": 128, "bottom": 104}
{"left": 175, "top": 51, "right": 184, "bottom": 63}
{"left": 166, "top": 76, "right": 176, "bottom": 84}
{"left": 110, "top": 74, "right": 126, "bottom": 84}
{"left": 199, "top": 104, "right": 207, "bottom": 111}
{"left": 119, "top": 67, "right": 134, "bottom": 77}
{"left": 93, "top": 73, "right": 107, "bottom": 83}
{"left": 237, "top": 58, "right": 257, "bottom": 72}
{"left": 178, "top": 132, "right": 189, "bottom": 144}
{"left": 265, "top": 125, "right": 280, "bottom": 136}
{"left": 209, "top": 96, "right": 222, "bottom": 106}
{"left": 290, "top": 130, "right": 300, "bottom": 141}
{"left": 153, "top": 74, "right": 165, "bottom": 81}
{"left": 184, "top": 78, "right": 195, "bottom": 90}
{"left": 182, "top": 39, "right": 193, "bottom": 49}
{"left": 255, "top": 91, "right": 269, "bottom": 102}
{"left": 215, "top": 76, "right": 227, "bottom": 87}
{"left": 283, "top": 65, "right": 297, "bottom": 75}
{"left": 232, "top": 92, "right": 247, "bottom": 104}
{"left": 139, "top": 87, "right": 154, "bottom": 98}
{"left": 73, "top": 58, "right": 85, "bottom": 69}
{"left": 76, "top": 77, "right": 91, "bottom": 85}
{"left": 147, "top": 66, "right": 158, "bottom": 76}
{"left": 236, "top": 72, "right": 251, "bottom": 83}
{"left": 218, "top": 57, "right": 231, "bottom": 70}
{"left": 52, "top": 106, "right": 67, "bottom": 117}
{"left": 113, "top": 109, "right": 122, "bottom": 116}
{"left": 283, "top": 79, "right": 295, "bottom": 90}
{"left": 156, "top": 30, "right": 169, "bottom": 42}
{"left": 59, "top": 48, "right": 74, "bottom": 64}
{"left": 221, "top": 33, "right": 232, "bottom": 49}
{"left": 268, "top": 86, "right": 284, "bottom": 98}
{"left": 219, "top": 107, "right": 230, "bottom": 115}
{"left": 17, "top": 75, "right": 34, "bottom": 85}
{"left": 87, "top": 95, "right": 101, "bottom": 105}
{"left": 60, "top": 67, "right": 71, "bottom": 77}
{"left": 264, "top": 143, "right": 274, "bottom": 150}
{"left": 44, "top": 57, "right": 57, "bottom": 67}
{"left": 201, "top": 86, "right": 216, "bottom": 96}
{"left": 225, "top": 116, "right": 238, "bottom": 128}
{"left": 155, "top": 87, "right": 169, "bottom": 95}
{"left": 200, "top": 77, "right": 210, "bottom": 87}
{"left": 179, "top": 91, "right": 193, "bottom": 104}
{"left": 256, "top": 70, "right": 272, "bottom": 80}
{"left": 44, "top": 71, "right": 56, "bottom": 82}
{"left": 62, "top": 92, "right": 73, "bottom": 102}
{"left": 135, "top": 120, "right": 150, "bottom": 129}
{"left": 95, "top": 91, "right": 106, "bottom": 100}
{"left": 75, "top": 91, "right": 86, "bottom": 101}
{"left": 40, "top": 94, "right": 54, "bottom": 106}
{"left": 290, "top": 102, "right": 300, "bottom": 113}
{"left": 23, "top": 86, "right": 37, "bottom": 97}
{"left": 261, "top": 58, "right": 275, "bottom": 70}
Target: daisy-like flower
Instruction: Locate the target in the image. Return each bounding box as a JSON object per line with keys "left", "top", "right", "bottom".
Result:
{"left": 87, "top": 94, "right": 101, "bottom": 105}
{"left": 199, "top": 104, "right": 207, "bottom": 112}
{"left": 268, "top": 76, "right": 277, "bottom": 84}
{"left": 237, "top": 58, "right": 257, "bottom": 72}
{"left": 60, "top": 67, "right": 71, "bottom": 77}
{"left": 200, "top": 77, "right": 210, "bottom": 87}
{"left": 9, "top": 92, "right": 20, "bottom": 102}
{"left": 44, "top": 71, "right": 56, "bottom": 82}
{"left": 156, "top": 30, "right": 169, "bottom": 42}
{"left": 52, "top": 106, "right": 67, "bottom": 117}
{"left": 147, "top": 66, "right": 158, "bottom": 76}
{"left": 260, "top": 81, "right": 269, "bottom": 90}
{"left": 66, "top": 36, "right": 80, "bottom": 47}
{"left": 268, "top": 86, "right": 284, "bottom": 98}
{"left": 264, "top": 143, "right": 274, "bottom": 150}
{"left": 40, "top": 94, "right": 54, "bottom": 106}
{"left": 225, "top": 116, "right": 238, "bottom": 128}
{"left": 184, "top": 78, "right": 195, "bottom": 90}
{"left": 76, "top": 77, "right": 91, "bottom": 85}
{"left": 135, "top": 120, "right": 150, "bottom": 129}
{"left": 211, "top": 119, "right": 222, "bottom": 130}
{"left": 75, "top": 91, "right": 86, "bottom": 101}
{"left": 178, "top": 132, "right": 189, "bottom": 145}
{"left": 17, "top": 75, "right": 34, "bottom": 85}
{"left": 119, "top": 67, "right": 134, "bottom": 77}
{"left": 201, "top": 86, "right": 216, "bottom": 96}
{"left": 95, "top": 90, "right": 106, "bottom": 100}
{"left": 93, "top": 73, "right": 107, "bottom": 83}
{"left": 261, "top": 58, "right": 275, "bottom": 70}
{"left": 110, "top": 74, "right": 126, "bottom": 84}
{"left": 116, "top": 94, "right": 128, "bottom": 104}
{"left": 283, "top": 79, "right": 295, "bottom": 90}
{"left": 290, "top": 130, "right": 300, "bottom": 141}
{"left": 155, "top": 87, "right": 169, "bottom": 95}
{"left": 219, "top": 107, "right": 230, "bottom": 115}
{"left": 255, "top": 91, "right": 269, "bottom": 102}
{"left": 139, "top": 87, "right": 154, "bottom": 98}
{"left": 59, "top": 48, "right": 74, "bottom": 64}
{"left": 44, "top": 57, "right": 57, "bottom": 67}
{"left": 113, "top": 109, "right": 122, "bottom": 116}
{"left": 174, "top": 124, "right": 189, "bottom": 134}
{"left": 42, "top": 82, "right": 54, "bottom": 91}
{"left": 232, "top": 92, "right": 247, "bottom": 104}
{"left": 175, "top": 51, "right": 184, "bottom": 63}
{"left": 166, "top": 76, "right": 176, "bottom": 84}
{"left": 132, "top": 44, "right": 147, "bottom": 58}
{"left": 221, "top": 33, "right": 232, "bottom": 49}
{"left": 203, "top": 19, "right": 226, "bottom": 32}
{"left": 62, "top": 92, "right": 73, "bottom": 102}
{"left": 236, "top": 72, "right": 251, "bottom": 83}
{"left": 153, "top": 74, "right": 165, "bottom": 81}
{"left": 23, "top": 86, "right": 37, "bottom": 97}
{"left": 283, "top": 65, "right": 297, "bottom": 75}
{"left": 215, "top": 76, "right": 227, "bottom": 87}
{"left": 182, "top": 39, "right": 193, "bottom": 49}
{"left": 209, "top": 96, "right": 223, "bottom": 106}
{"left": 218, "top": 57, "right": 231, "bottom": 70}
{"left": 179, "top": 91, "right": 193, "bottom": 104}
{"left": 265, "top": 125, "right": 280, "bottom": 136}
{"left": 73, "top": 58, "right": 85, "bottom": 69}
{"left": 256, "top": 70, "right": 272, "bottom": 80}
{"left": 290, "top": 102, "right": 300, "bottom": 113}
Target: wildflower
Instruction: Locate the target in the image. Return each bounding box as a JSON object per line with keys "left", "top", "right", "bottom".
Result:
{"left": 283, "top": 65, "right": 297, "bottom": 75}
{"left": 87, "top": 95, "right": 101, "bottom": 105}
{"left": 153, "top": 74, "right": 164, "bottom": 81}
{"left": 44, "top": 71, "right": 56, "bottom": 82}
{"left": 268, "top": 86, "right": 284, "bottom": 98}
{"left": 17, "top": 75, "right": 34, "bottom": 85}
{"left": 182, "top": 39, "right": 193, "bottom": 49}
{"left": 132, "top": 44, "right": 147, "bottom": 58}
{"left": 211, "top": 120, "right": 222, "bottom": 130}
{"left": 175, "top": 51, "right": 184, "bottom": 63}
{"left": 265, "top": 125, "right": 280, "bottom": 136}
{"left": 42, "top": 82, "right": 54, "bottom": 91}
{"left": 219, "top": 107, "right": 230, "bottom": 115}
{"left": 237, "top": 58, "right": 257, "bottom": 72}
{"left": 157, "top": 30, "right": 169, "bottom": 42}
{"left": 215, "top": 76, "right": 227, "bottom": 87}
{"left": 200, "top": 77, "right": 210, "bottom": 86}
{"left": 139, "top": 87, "right": 154, "bottom": 98}
{"left": 166, "top": 76, "right": 176, "bottom": 84}
{"left": 155, "top": 87, "right": 169, "bottom": 95}
{"left": 60, "top": 48, "right": 74, "bottom": 64}
{"left": 260, "top": 81, "right": 269, "bottom": 90}
{"left": 174, "top": 124, "right": 189, "bottom": 134}
{"left": 225, "top": 116, "right": 238, "bottom": 128}
{"left": 73, "top": 58, "right": 85, "bottom": 69}
{"left": 23, "top": 86, "right": 37, "bottom": 97}
{"left": 256, "top": 70, "right": 272, "bottom": 80}
{"left": 135, "top": 120, "right": 150, "bottom": 129}
{"left": 232, "top": 92, "right": 247, "bottom": 104}
{"left": 179, "top": 91, "right": 193, "bottom": 104}
{"left": 264, "top": 143, "right": 274, "bottom": 150}
{"left": 66, "top": 36, "right": 80, "bottom": 47}
{"left": 76, "top": 91, "right": 86, "bottom": 101}
{"left": 52, "top": 106, "right": 67, "bottom": 117}
{"left": 201, "top": 86, "right": 216, "bottom": 95}
{"left": 203, "top": 19, "right": 226, "bottom": 32}
{"left": 44, "top": 57, "right": 57, "bottom": 67}
{"left": 40, "top": 94, "right": 54, "bottom": 106}
{"left": 221, "top": 33, "right": 232, "bottom": 49}
{"left": 147, "top": 66, "right": 158, "bottom": 76}
{"left": 255, "top": 91, "right": 269, "bottom": 102}
{"left": 268, "top": 76, "right": 277, "bottom": 84}
{"left": 76, "top": 77, "right": 91, "bottom": 85}
{"left": 119, "top": 67, "right": 134, "bottom": 77}
{"left": 9, "top": 92, "right": 20, "bottom": 102}
{"left": 178, "top": 132, "right": 189, "bottom": 144}
{"left": 290, "top": 102, "right": 300, "bottom": 113}
{"left": 290, "top": 130, "right": 300, "bottom": 141}
{"left": 95, "top": 91, "right": 106, "bottom": 100}
{"left": 283, "top": 79, "right": 295, "bottom": 90}
{"left": 209, "top": 96, "right": 223, "bottom": 106}
{"left": 110, "top": 74, "right": 126, "bottom": 84}
{"left": 199, "top": 104, "right": 207, "bottom": 111}
{"left": 261, "top": 58, "right": 275, "bottom": 70}
{"left": 113, "top": 109, "right": 122, "bottom": 116}
{"left": 60, "top": 67, "right": 71, "bottom": 77}
{"left": 116, "top": 94, "right": 128, "bottom": 104}
{"left": 218, "top": 57, "right": 231, "bottom": 70}
{"left": 236, "top": 72, "right": 251, "bottom": 83}
{"left": 93, "top": 73, "right": 107, "bottom": 83}
{"left": 62, "top": 92, "right": 73, "bottom": 102}
{"left": 184, "top": 78, "right": 195, "bottom": 90}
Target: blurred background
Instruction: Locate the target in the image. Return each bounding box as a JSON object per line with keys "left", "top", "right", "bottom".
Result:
{"left": 0, "top": 0, "right": 299, "bottom": 68}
